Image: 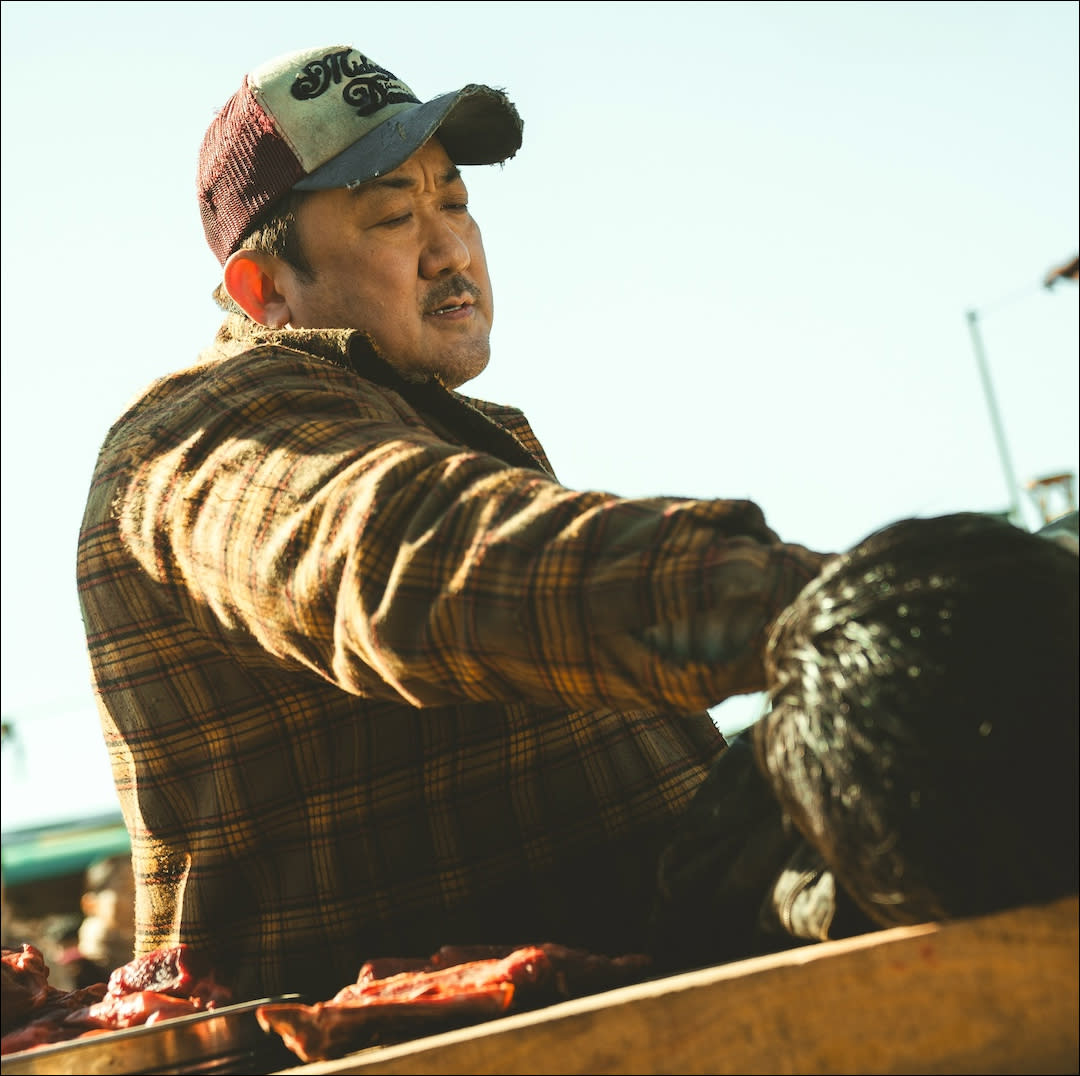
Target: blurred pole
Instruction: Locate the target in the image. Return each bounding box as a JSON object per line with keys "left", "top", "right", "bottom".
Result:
{"left": 965, "top": 308, "right": 1022, "bottom": 526}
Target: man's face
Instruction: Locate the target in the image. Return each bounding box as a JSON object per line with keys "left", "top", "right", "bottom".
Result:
{"left": 282, "top": 138, "right": 493, "bottom": 388}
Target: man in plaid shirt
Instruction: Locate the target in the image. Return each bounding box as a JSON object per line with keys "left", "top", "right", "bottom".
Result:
{"left": 77, "top": 43, "right": 828, "bottom": 1001}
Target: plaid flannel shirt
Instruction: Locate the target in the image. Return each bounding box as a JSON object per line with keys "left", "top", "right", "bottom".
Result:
{"left": 76, "top": 316, "right": 827, "bottom": 999}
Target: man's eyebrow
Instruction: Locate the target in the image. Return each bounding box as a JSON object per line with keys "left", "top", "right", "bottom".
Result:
{"left": 350, "top": 165, "right": 463, "bottom": 196}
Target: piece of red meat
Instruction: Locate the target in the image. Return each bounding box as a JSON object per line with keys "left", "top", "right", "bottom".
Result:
{"left": 0, "top": 979, "right": 109, "bottom": 1055}
{"left": 1, "top": 943, "right": 231, "bottom": 1057}
{"left": 2, "top": 1018, "right": 87, "bottom": 1056}
{"left": 335, "top": 945, "right": 551, "bottom": 1005}
{"left": 105, "top": 943, "right": 232, "bottom": 1006}
{"left": 358, "top": 942, "right": 652, "bottom": 1000}
{"left": 529, "top": 942, "right": 653, "bottom": 999}
{"left": 85, "top": 988, "right": 209, "bottom": 1028}
{"left": 256, "top": 985, "right": 516, "bottom": 1063}
{"left": 0, "top": 999, "right": 107, "bottom": 1055}
{"left": 2, "top": 946, "right": 53, "bottom": 1034}
{"left": 257, "top": 943, "right": 653, "bottom": 1063}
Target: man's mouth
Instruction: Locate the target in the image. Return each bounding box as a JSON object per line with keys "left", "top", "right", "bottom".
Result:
{"left": 425, "top": 275, "right": 482, "bottom": 318}
{"left": 430, "top": 299, "right": 472, "bottom": 316}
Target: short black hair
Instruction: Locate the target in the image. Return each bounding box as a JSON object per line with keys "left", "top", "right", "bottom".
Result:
{"left": 753, "top": 512, "right": 1079, "bottom": 927}
{"left": 213, "top": 190, "right": 315, "bottom": 312}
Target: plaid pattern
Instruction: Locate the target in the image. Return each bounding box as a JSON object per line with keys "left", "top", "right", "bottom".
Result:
{"left": 76, "top": 317, "right": 827, "bottom": 1000}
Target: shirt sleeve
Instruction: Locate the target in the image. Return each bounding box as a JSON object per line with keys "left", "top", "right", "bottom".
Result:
{"left": 109, "top": 347, "right": 828, "bottom": 713}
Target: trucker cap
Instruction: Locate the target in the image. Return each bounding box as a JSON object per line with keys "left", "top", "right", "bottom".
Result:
{"left": 198, "top": 45, "right": 523, "bottom": 265}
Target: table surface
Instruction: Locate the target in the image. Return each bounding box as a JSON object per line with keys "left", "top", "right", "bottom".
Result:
{"left": 267, "top": 895, "right": 1079, "bottom": 1076}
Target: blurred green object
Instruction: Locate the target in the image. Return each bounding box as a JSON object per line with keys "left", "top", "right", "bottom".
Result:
{"left": 2, "top": 812, "right": 129, "bottom": 886}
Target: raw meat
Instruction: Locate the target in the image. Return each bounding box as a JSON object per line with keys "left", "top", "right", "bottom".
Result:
{"left": 2, "top": 945, "right": 53, "bottom": 1033}
{"left": 257, "top": 942, "right": 651, "bottom": 1063}
{"left": 104, "top": 942, "right": 232, "bottom": 1006}
{"left": 0, "top": 943, "right": 232, "bottom": 1056}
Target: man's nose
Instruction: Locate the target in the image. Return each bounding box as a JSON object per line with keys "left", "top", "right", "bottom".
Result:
{"left": 419, "top": 217, "right": 471, "bottom": 278}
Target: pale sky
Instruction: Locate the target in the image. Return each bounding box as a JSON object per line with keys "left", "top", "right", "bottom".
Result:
{"left": 2, "top": 1, "right": 1077, "bottom": 830}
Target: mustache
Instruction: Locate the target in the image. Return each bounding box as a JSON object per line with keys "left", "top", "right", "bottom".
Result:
{"left": 424, "top": 274, "right": 482, "bottom": 311}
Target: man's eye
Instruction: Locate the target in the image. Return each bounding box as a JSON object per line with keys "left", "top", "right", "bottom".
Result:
{"left": 379, "top": 212, "right": 412, "bottom": 228}
{"left": 446, "top": 202, "right": 469, "bottom": 213}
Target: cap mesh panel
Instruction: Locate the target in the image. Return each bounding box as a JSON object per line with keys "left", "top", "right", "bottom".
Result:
{"left": 198, "top": 79, "right": 307, "bottom": 264}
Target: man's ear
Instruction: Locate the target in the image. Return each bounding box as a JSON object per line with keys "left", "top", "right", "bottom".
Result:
{"left": 222, "top": 250, "right": 293, "bottom": 328}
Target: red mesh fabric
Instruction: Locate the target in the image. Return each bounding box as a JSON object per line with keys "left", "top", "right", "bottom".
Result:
{"left": 198, "top": 77, "right": 307, "bottom": 265}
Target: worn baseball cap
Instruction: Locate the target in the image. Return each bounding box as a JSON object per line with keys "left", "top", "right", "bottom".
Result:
{"left": 198, "top": 45, "right": 523, "bottom": 265}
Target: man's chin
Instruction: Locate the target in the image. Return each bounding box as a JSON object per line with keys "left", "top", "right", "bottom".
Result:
{"left": 380, "top": 333, "right": 491, "bottom": 388}
{"left": 427, "top": 345, "right": 492, "bottom": 389}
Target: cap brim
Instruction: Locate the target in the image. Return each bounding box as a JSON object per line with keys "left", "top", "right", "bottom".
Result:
{"left": 293, "top": 84, "right": 522, "bottom": 191}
